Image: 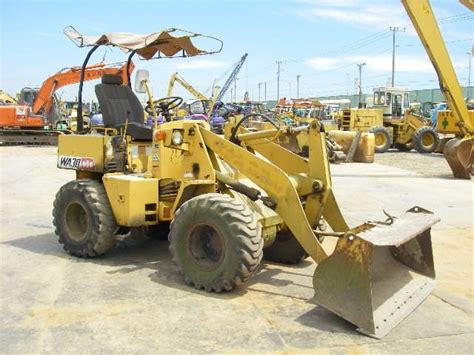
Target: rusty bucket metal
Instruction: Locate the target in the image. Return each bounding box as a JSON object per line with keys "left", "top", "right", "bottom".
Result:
{"left": 313, "top": 207, "right": 439, "bottom": 338}
{"left": 444, "top": 137, "right": 473, "bottom": 180}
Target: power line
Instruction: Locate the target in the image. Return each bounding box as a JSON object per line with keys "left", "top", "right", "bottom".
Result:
{"left": 401, "top": 38, "right": 473, "bottom": 47}
{"left": 438, "top": 12, "right": 473, "bottom": 24}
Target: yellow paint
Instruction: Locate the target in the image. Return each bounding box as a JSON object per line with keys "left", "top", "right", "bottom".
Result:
{"left": 58, "top": 134, "right": 108, "bottom": 172}
{"left": 103, "top": 174, "right": 158, "bottom": 226}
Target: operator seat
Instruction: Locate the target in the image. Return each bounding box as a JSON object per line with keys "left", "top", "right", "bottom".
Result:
{"left": 95, "top": 74, "right": 152, "bottom": 140}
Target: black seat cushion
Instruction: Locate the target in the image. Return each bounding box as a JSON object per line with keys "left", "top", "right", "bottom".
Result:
{"left": 95, "top": 75, "right": 152, "bottom": 140}
{"left": 114, "top": 122, "right": 153, "bottom": 141}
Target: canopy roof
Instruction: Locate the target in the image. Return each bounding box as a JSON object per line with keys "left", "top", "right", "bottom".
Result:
{"left": 64, "top": 26, "right": 223, "bottom": 60}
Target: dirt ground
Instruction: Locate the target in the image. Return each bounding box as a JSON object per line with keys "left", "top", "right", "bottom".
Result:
{"left": 375, "top": 149, "right": 453, "bottom": 178}
{"left": 0, "top": 146, "right": 473, "bottom": 354}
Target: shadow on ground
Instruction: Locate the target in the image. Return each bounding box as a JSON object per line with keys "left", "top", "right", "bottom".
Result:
{"left": 2, "top": 232, "right": 332, "bottom": 304}
{"left": 8, "top": 231, "right": 461, "bottom": 339}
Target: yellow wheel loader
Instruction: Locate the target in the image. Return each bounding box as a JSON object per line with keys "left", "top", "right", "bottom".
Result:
{"left": 53, "top": 27, "right": 439, "bottom": 338}
{"left": 341, "top": 87, "right": 439, "bottom": 154}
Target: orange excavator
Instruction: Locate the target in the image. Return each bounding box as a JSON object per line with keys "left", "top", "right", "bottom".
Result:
{"left": 0, "top": 61, "right": 134, "bottom": 145}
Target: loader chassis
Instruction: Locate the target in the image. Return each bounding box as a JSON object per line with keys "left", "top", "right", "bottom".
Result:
{"left": 55, "top": 119, "right": 439, "bottom": 338}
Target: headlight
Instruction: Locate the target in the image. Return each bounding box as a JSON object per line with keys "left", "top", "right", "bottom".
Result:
{"left": 105, "top": 140, "right": 114, "bottom": 159}
{"left": 171, "top": 130, "right": 183, "bottom": 145}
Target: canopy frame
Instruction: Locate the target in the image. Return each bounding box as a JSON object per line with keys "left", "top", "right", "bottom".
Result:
{"left": 63, "top": 25, "right": 223, "bottom": 132}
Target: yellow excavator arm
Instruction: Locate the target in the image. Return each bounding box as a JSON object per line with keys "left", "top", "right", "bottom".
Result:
{"left": 402, "top": 0, "right": 473, "bottom": 179}
{"left": 167, "top": 72, "right": 208, "bottom": 101}
{"left": 402, "top": 0, "right": 472, "bottom": 134}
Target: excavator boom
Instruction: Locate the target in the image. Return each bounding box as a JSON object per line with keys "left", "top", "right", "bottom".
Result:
{"left": 33, "top": 61, "right": 134, "bottom": 115}
{"left": 401, "top": 0, "right": 473, "bottom": 179}
{"left": 0, "top": 61, "right": 134, "bottom": 145}
{"left": 167, "top": 72, "right": 208, "bottom": 101}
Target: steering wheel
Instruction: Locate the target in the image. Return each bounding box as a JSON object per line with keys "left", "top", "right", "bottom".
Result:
{"left": 230, "top": 113, "right": 280, "bottom": 143}
{"left": 145, "top": 96, "right": 183, "bottom": 121}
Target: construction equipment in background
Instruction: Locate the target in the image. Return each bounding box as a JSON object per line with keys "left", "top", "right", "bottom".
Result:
{"left": 166, "top": 54, "right": 248, "bottom": 119}
{"left": 341, "top": 87, "right": 439, "bottom": 153}
{"left": 0, "top": 90, "right": 17, "bottom": 105}
{"left": 0, "top": 61, "right": 134, "bottom": 145}
{"left": 402, "top": 0, "right": 473, "bottom": 179}
{"left": 54, "top": 28, "right": 438, "bottom": 338}
{"left": 166, "top": 72, "right": 214, "bottom": 116}
{"left": 167, "top": 72, "right": 209, "bottom": 101}
{"left": 209, "top": 53, "right": 248, "bottom": 115}
{"left": 270, "top": 98, "right": 374, "bottom": 163}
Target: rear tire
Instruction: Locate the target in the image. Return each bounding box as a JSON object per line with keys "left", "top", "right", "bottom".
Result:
{"left": 264, "top": 231, "right": 308, "bottom": 264}
{"left": 394, "top": 143, "right": 411, "bottom": 152}
{"left": 370, "top": 126, "right": 392, "bottom": 153}
{"left": 413, "top": 126, "right": 439, "bottom": 154}
{"left": 52, "top": 179, "right": 117, "bottom": 257}
{"left": 169, "top": 193, "right": 263, "bottom": 292}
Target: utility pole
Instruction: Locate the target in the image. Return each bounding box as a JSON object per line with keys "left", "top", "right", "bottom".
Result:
{"left": 296, "top": 75, "right": 301, "bottom": 98}
{"left": 233, "top": 77, "right": 237, "bottom": 102}
{"left": 357, "top": 62, "right": 366, "bottom": 108}
{"left": 264, "top": 81, "right": 267, "bottom": 102}
{"left": 258, "top": 82, "right": 262, "bottom": 102}
{"left": 467, "top": 49, "right": 473, "bottom": 99}
{"left": 276, "top": 60, "right": 283, "bottom": 101}
{"left": 390, "top": 26, "right": 405, "bottom": 87}
{"left": 346, "top": 73, "right": 350, "bottom": 96}
{"left": 230, "top": 88, "right": 233, "bottom": 103}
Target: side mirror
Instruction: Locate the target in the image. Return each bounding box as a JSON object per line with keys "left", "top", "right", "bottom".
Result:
{"left": 134, "top": 69, "right": 150, "bottom": 93}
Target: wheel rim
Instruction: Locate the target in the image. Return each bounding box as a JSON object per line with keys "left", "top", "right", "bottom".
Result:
{"left": 375, "top": 132, "right": 386, "bottom": 147}
{"left": 64, "top": 202, "right": 89, "bottom": 242}
{"left": 187, "top": 224, "right": 225, "bottom": 270}
{"left": 422, "top": 133, "right": 434, "bottom": 147}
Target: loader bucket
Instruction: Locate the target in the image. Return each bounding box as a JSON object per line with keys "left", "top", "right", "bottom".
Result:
{"left": 443, "top": 137, "right": 473, "bottom": 180}
{"left": 313, "top": 207, "right": 439, "bottom": 338}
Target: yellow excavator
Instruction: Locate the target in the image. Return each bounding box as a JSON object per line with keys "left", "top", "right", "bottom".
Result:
{"left": 167, "top": 72, "right": 209, "bottom": 102}
{"left": 402, "top": 0, "right": 473, "bottom": 179}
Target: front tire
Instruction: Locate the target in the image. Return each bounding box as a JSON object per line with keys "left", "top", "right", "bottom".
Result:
{"left": 169, "top": 193, "right": 263, "bottom": 292}
{"left": 52, "top": 179, "right": 117, "bottom": 257}
{"left": 413, "top": 126, "right": 439, "bottom": 153}
{"left": 264, "top": 231, "right": 308, "bottom": 264}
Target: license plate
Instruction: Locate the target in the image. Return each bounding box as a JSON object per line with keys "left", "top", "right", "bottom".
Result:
{"left": 58, "top": 156, "right": 96, "bottom": 170}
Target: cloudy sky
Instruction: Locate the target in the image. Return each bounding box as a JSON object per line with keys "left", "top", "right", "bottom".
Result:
{"left": 0, "top": 0, "right": 472, "bottom": 102}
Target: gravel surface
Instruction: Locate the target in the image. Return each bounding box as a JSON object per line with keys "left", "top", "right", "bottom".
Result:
{"left": 374, "top": 149, "right": 454, "bottom": 178}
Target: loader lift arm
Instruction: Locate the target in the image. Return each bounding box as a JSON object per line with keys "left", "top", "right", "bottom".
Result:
{"left": 199, "top": 121, "right": 348, "bottom": 263}
{"left": 401, "top": 0, "right": 473, "bottom": 178}
{"left": 195, "top": 120, "right": 438, "bottom": 338}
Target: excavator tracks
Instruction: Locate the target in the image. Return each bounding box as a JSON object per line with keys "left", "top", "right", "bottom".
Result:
{"left": 0, "top": 129, "right": 69, "bottom": 145}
